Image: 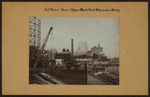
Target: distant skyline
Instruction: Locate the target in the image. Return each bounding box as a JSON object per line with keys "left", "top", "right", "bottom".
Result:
{"left": 36, "top": 17, "right": 120, "bottom": 58}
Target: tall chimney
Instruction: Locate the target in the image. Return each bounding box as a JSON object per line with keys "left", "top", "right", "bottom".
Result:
{"left": 71, "top": 39, "right": 73, "bottom": 56}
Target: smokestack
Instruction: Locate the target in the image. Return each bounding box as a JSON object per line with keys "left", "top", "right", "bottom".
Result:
{"left": 62, "top": 48, "right": 65, "bottom": 52}
{"left": 71, "top": 39, "right": 73, "bottom": 56}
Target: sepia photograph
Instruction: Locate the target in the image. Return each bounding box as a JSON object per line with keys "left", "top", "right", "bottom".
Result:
{"left": 29, "top": 17, "right": 120, "bottom": 85}
{"left": 2, "top": 2, "right": 148, "bottom": 95}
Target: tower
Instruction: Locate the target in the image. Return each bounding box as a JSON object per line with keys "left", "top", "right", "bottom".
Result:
{"left": 29, "top": 17, "right": 41, "bottom": 49}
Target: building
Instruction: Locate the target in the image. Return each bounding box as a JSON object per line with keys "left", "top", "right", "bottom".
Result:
{"left": 91, "top": 44, "right": 103, "bottom": 56}
{"left": 105, "top": 66, "right": 119, "bottom": 72}
{"left": 110, "top": 57, "right": 119, "bottom": 63}
{"left": 77, "top": 41, "right": 88, "bottom": 55}
{"left": 86, "top": 51, "right": 92, "bottom": 57}
{"left": 75, "top": 51, "right": 79, "bottom": 55}
{"left": 55, "top": 48, "right": 71, "bottom": 65}
{"left": 92, "top": 61, "right": 119, "bottom": 72}
{"left": 47, "top": 48, "right": 57, "bottom": 60}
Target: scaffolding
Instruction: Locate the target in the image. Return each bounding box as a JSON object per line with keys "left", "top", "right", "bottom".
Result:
{"left": 29, "top": 17, "right": 41, "bottom": 49}
{"left": 29, "top": 17, "right": 41, "bottom": 68}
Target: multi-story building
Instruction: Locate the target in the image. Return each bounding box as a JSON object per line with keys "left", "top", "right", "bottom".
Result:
{"left": 91, "top": 44, "right": 103, "bottom": 56}
{"left": 77, "top": 41, "right": 88, "bottom": 55}
{"left": 55, "top": 48, "right": 70, "bottom": 65}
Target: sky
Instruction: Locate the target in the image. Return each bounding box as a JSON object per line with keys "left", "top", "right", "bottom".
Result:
{"left": 36, "top": 17, "right": 120, "bottom": 58}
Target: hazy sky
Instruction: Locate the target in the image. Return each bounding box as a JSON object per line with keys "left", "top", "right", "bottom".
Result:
{"left": 37, "top": 17, "right": 120, "bottom": 58}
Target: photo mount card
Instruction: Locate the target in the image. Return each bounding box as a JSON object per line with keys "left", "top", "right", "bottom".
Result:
{"left": 2, "top": 2, "right": 148, "bottom": 95}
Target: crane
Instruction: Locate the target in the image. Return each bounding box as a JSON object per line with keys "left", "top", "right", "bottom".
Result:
{"left": 33, "top": 27, "right": 53, "bottom": 68}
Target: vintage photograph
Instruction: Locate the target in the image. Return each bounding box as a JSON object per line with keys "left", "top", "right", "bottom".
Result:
{"left": 29, "top": 17, "right": 120, "bottom": 85}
